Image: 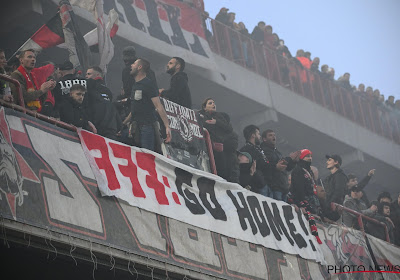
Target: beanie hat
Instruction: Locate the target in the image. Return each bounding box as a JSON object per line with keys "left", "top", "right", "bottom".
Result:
{"left": 300, "top": 149, "right": 312, "bottom": 160}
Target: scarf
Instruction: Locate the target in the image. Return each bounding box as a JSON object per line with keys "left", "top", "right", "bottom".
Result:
{"left": 17, "top": 65, "right": 41, "bottom": 111}
{"left": 299, "top": 200, "right": 322, "bottom": 244}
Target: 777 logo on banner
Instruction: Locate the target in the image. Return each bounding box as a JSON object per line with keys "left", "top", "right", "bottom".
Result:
{"left": 78, "top": 129, "right": 326, "bottom": 264}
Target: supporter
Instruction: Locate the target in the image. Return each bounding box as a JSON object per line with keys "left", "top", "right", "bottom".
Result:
{"left": 10, "top": 49, "right": 55, "bottom": 111}
{"left": 368, "top": 202, "right": 395, "bottom": 243}
{"left": 240, "top": 125, "right": 273, "bottom": 197}
{"left": 365, "top": 86, "right": 374, "bottom": 100}
{"left": 159, "top": 57, "right": 192, "bottom": 109}
{"left": 345, "top": 169, "right": 375, "bottom": 207}
{"left": 372, "top": 89, "right": 381, "bottom": 105}
{"left": 304, "top": 51, "right": 311, "bottom": 61}
{"left": 290, "top": 149, "right": 321, "bottom": 215}
{"left": 271, "top": 33, "right": 280, "bottom": 49}
{"left": 251, "top": 21, "right": 266, "bottom": 44}
{"left": 377, "top": 191, "right": 392, "bottom": 204}
{"left": 215, "top": 7, "right": 229, "bottom": 25}
{"left": 327, "top": 67, "right": 335, "bottom": 81}
{"left": 310, "top": 57, "right": 320, "bottom": 73}
{"left": 385, "top": 95, "right": 395, "bottom": 109}
{"left": 226, "top": 12, "right": 236, "bottom": 29}
{"left": 323, "top": 154, "right": 348, "bottom": 221}
{"left": 85, "top": 66, "right": 113, "bottom": 102}
{"left": 7, "top": 56, "right": 20, "bottom": 73}
{"left": 395, "top": 100, "right": 400, "bottom": 111}
{"left": 338, "top": 72, "right": 352, "bottom": 90}
{"left": 236, "top": 22, "right": 252, "bottom": 66}
{"left": 237, "top": 151, "right": 266, "bottom": 194}
{"left": 85, "top": 66, "right": 121, "bottom": 140}
{"left": 260, "top": 129, "right": 299, "bottom": 201}
{"left": 31, "top": 61, "right": 58, "bottom": 117}
{"left": 264, "top": 25, "right": 274, "bottom": 49}
{"left": 201, "top": 11, "right": 212, "bottom": 40}
{"left": 354, "top": 83, "right": 365, "bottom": 96}
{"left": 59, "top": 84, "right": 96, "bottom": 133}
{"left": 390, "top": 193, "right": 400, "bottom": 245}
{"left": 125, "top": 58, "right": 171, "bottom": 151}
{"left": 121, "top": 46, "right": 158, "bottom": 99}
{"left": 320, "top": 64, "right": 330, "bottom": 80}
{"left": 342, "top": 185, "right": 377, "bottom": 229}
{"left": 295, "top": 49, "right": 311, "bottom": 85}
{"left": 276, "top": 39, "right": 292, "bottom": 58}
{"left": 52, "top": 60, "right": 86, "bottom": 111}
{"left": 225, "top": 13, "right": 241, "bottom": 60}
{"left": 0, "top": 49, "right": 11, "bottom": 97}
{"left": 379, "top": 94, "right": 385, "bottom": 104}
{"left": 198, "top": 98, "right": 238, "bottom": 182}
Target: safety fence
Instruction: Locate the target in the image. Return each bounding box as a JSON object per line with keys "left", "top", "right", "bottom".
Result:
{"left": 204, "top": 18, "right": 400, "bottom": 144}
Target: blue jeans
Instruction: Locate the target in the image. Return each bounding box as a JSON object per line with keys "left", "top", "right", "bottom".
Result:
{"left": 140, "top": 125, "right": 155, "bottom": 151}
{"left": 269, "top": 191, "right": 287, "bottom": 202}
{"left": 258, "top": 184, "right": 271, "bottom": 198}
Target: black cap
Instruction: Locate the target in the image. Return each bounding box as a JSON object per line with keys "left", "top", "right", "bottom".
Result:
{"left": 325, "top": 154, "right": 342, "bottom": 166}
{"left": 59, "top": 61, "right": 74, "bottom": 71}
{"left": 350, "top": 185, "right": 362, "bottom": 192}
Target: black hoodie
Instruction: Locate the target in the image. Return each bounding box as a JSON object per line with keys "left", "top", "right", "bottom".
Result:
{"left": 160, "top": 71, "right": 192, "bottom": 109}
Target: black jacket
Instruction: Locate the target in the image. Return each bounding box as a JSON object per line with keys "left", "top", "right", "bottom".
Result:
{"left": 86, "top": 78, "right": 113, "bottom": 102}
{"left": 160, "top": 71, "right": 192, "bottom": 109}
{"left": 367, "top": 213, "right": 394, "bottom": 243}
{"left": 323, "top": 168, "right": 348, "bottom": 205}
{"left": 240, "top": 142, "right": 273, "bottom": 183}
{"left": 88, "top": 100, "right": 121, "bottom": 140}
{"left": 290, "top": 159, "right": 315, "bottom": 203}
{"left": 251, "top": 26, "right": 265, "bottom": 43}
{"left": 239, "top": 163, "right": 265, "bottom": 194}
{"left": 59, "top": 97, "right": 90, "bottom": 130}
{"left": 261, "top": 142, "right": 295, "bottom": 193}
{"left": 52, "top": 73, "right": 87, "bottom": 109}
{"left": 199, "top": 110, "right": 233, "bottom": 144}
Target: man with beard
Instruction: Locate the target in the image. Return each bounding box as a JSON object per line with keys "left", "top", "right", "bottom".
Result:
{"left": 239, "top": 125, "right": 273, "bottom": 197}
{"left": 59, "top": 84, "right": 96, "bottom": 133}
{"left": 261, "top": 129, "right": 299, "bottom": 201}
{"left": 121, "top": 46, "right": 158, "bottom": 97}
{"left": 159, "top": 57, "right": 192, "bottom": 109}
{"left": 52, "top": 61, "right": 86, "bottom": 113}
{"left": 85, "top": 66, "right": 121, "bottom": 140}
{"left": 290, "top": 149, "right": 321, "bottom": 214}
{"left": 124, "top": 58, "right": 171, "bottom": 151}
{"left": 10, "top": 49, "right": 55, "bottom": 111}
{"left": 323, "top": 154, "right": 348, "bottom": 221}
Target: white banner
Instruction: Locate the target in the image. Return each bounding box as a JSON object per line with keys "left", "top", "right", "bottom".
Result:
{"left": 77, "top": 129, "right": 325, "bottom": 264}
{"left": 368, "top": 235, "right": 400, "bottom": 279}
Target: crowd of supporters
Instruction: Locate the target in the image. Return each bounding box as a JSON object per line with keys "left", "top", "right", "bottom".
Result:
{"left": 1, "top": 7, "right": 399, "bottom": 247}
{"left": 203, "top": 7, "right": 400, "bottom": 144}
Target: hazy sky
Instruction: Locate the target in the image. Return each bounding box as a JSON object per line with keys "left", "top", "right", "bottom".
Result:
{"left": 203, "top": 0, "right": 400, "bottom": 101}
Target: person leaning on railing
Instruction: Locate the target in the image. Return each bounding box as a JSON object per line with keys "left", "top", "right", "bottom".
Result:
{"left": 342, "top": 185, "right": 377, "bottom": 229}
{"left": 367, "top": 202, "right": 395, "bottom": 243}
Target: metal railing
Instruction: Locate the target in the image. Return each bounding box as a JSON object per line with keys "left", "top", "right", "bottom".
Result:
{"left": 0, "top": 74, "right": 218, "bottom": 175}
{"left": 331, "top": 202, "right": 390, "bottom": 242}
{"left": 204, "top": 19, "right": 400, "bottom": 145}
